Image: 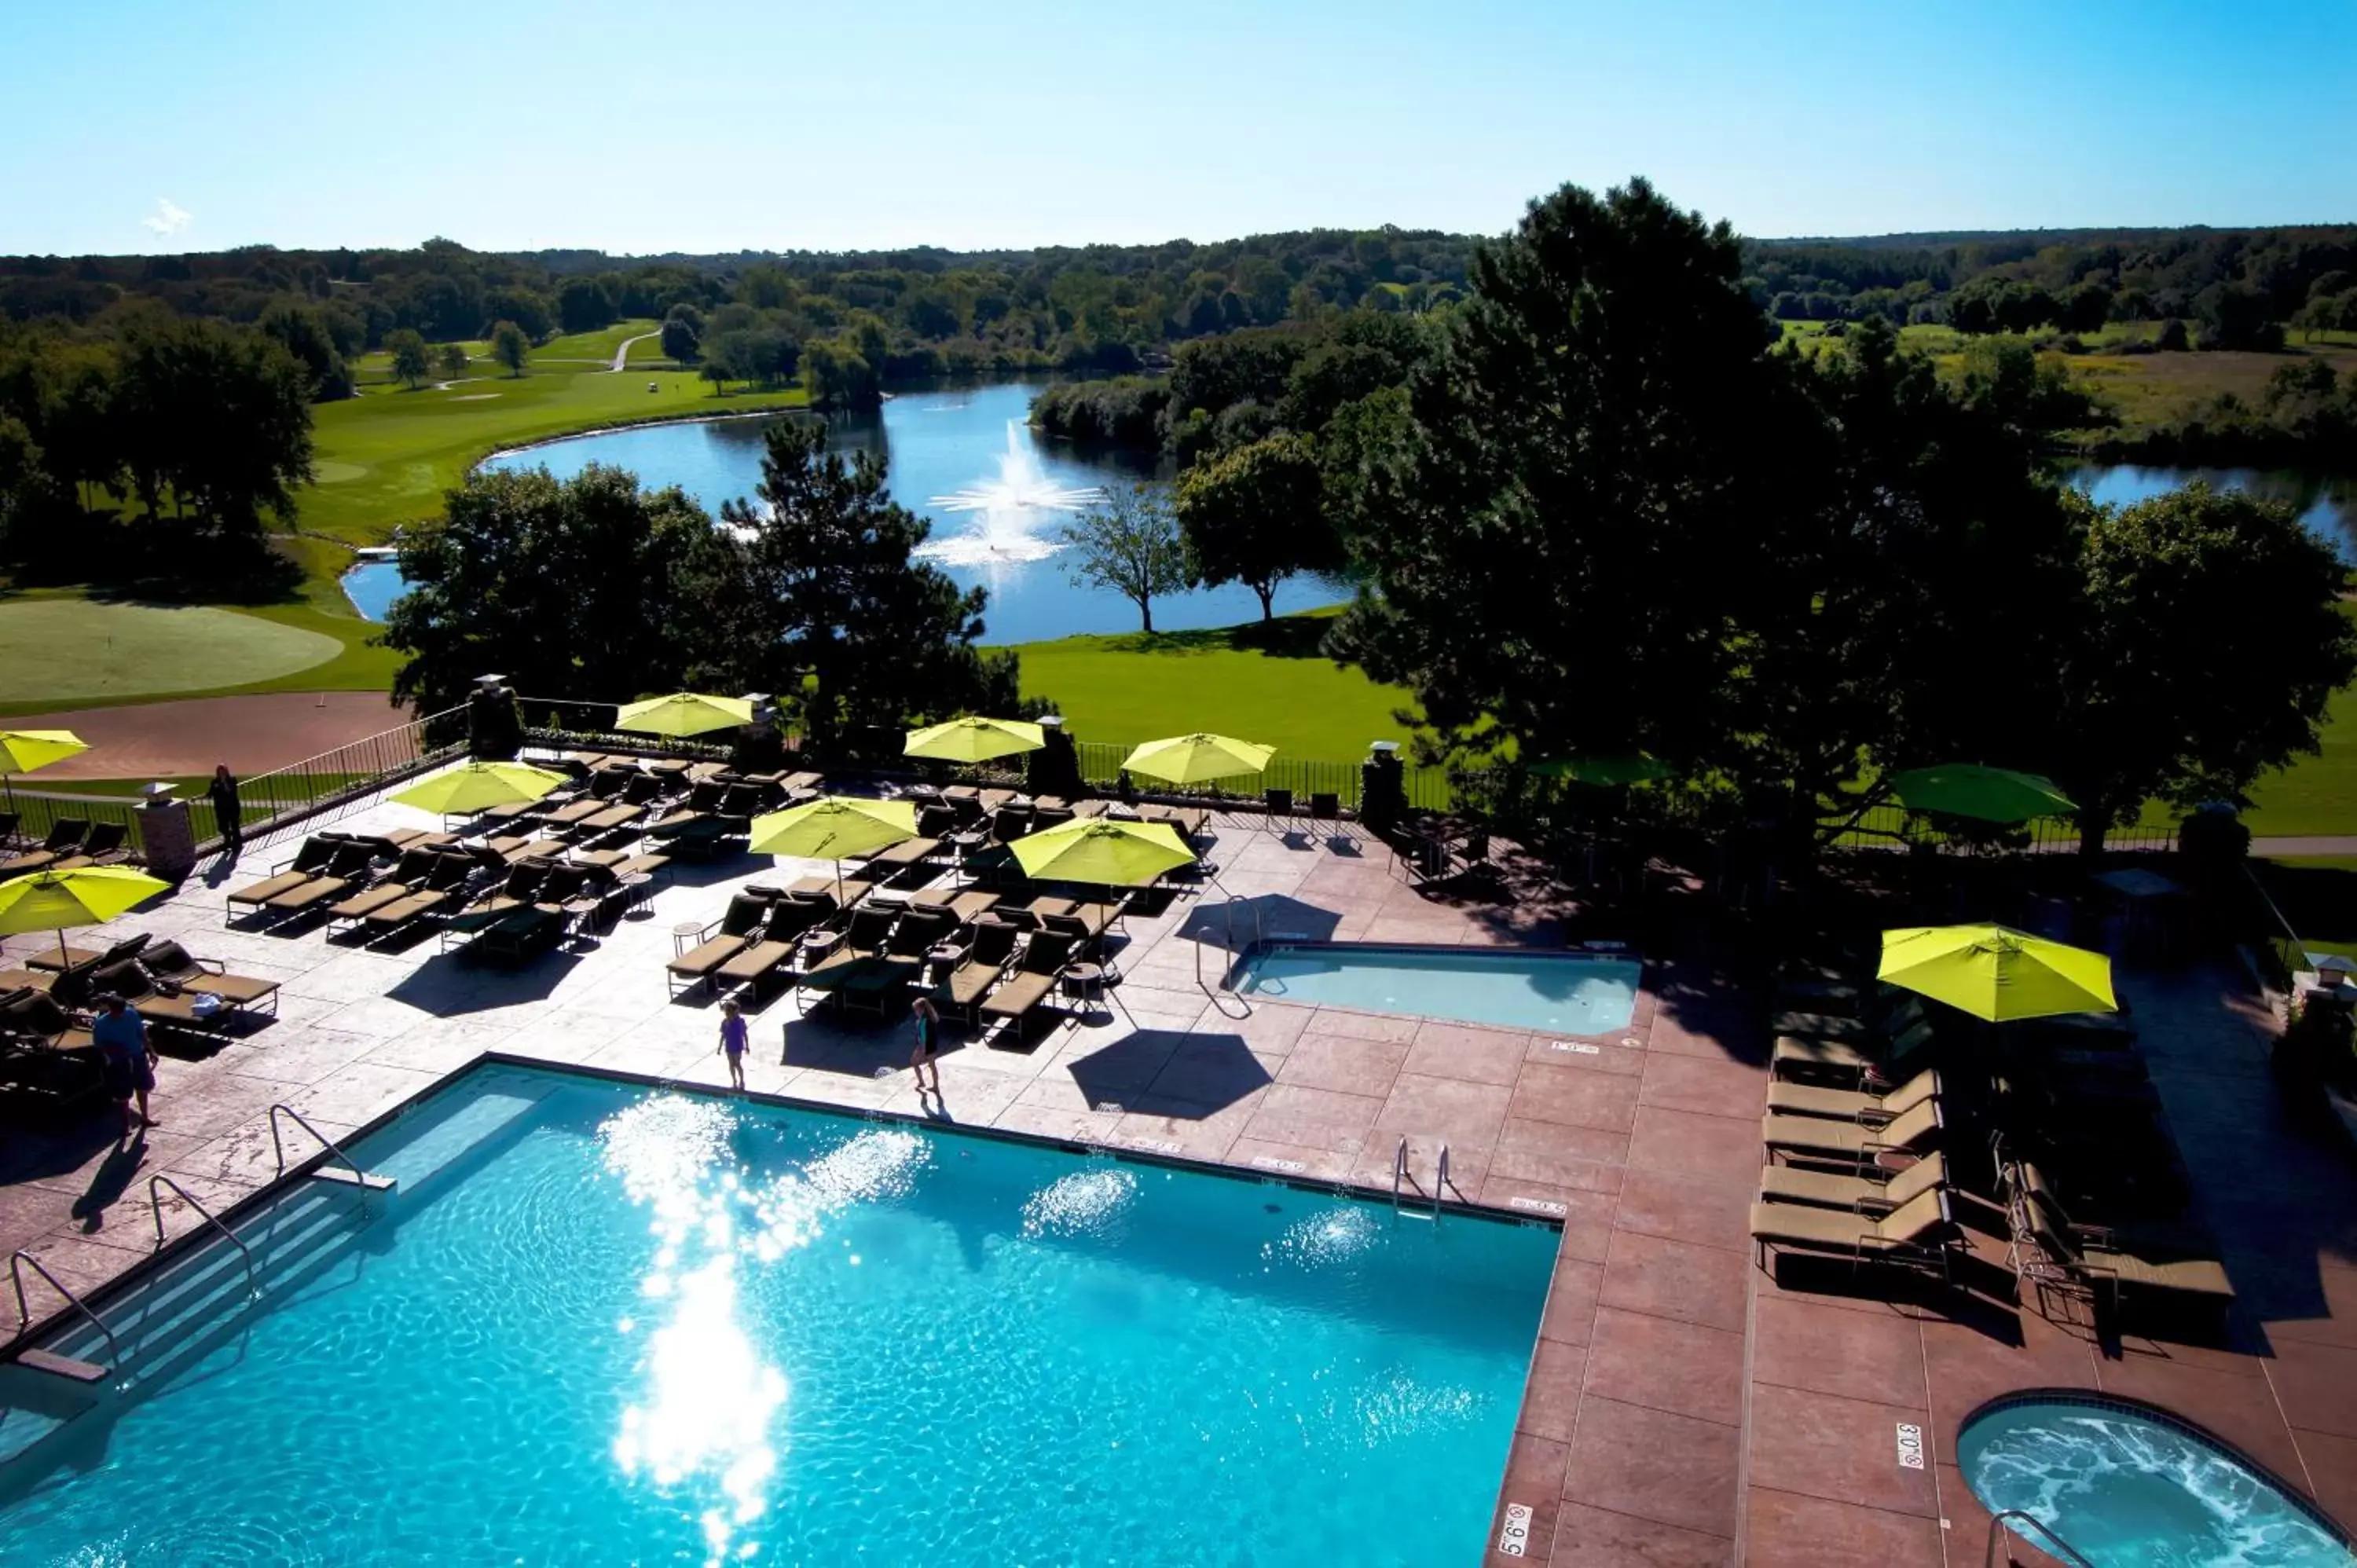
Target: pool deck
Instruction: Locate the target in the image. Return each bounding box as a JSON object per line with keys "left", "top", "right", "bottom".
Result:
{"left": 4, "top": 786, "right": 2355, "bottom": 1564}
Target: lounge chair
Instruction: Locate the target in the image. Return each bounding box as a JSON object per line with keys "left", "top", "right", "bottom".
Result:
{"left": 359, "top": 852, "right": 476, "bottom": 940}
{"left": 800, "top": 906, "right": 902, "bottom": 983}
{"left": 939, "top": 918, "right": 1023, "bottom": 1024}
{"left": 910, "top": 888, "right": 999, "bottom": 924}
{"left": 1771, "top": 995, "right": 1927, "bottom": 1046}
{"left": 0, "top": 810, "right": 18, "bottom": 849}
{"left": 715, "top": 896, "right": 833, "bottom": 991}
{"left": 470, "top": 907, "right": 566, "bottom": 965}
{"left": 227, "top": 835, "right": 347, "bottom": 910}
{"left": 2013, "top": 1181, "right": 2234, "bottom": 1321}
{"left": 27, "top": 933, "right": 148, "bottom": 974}
{"left": 1771, "top": 1017, "right": 1938, "bottom": 1083}
{"left": 1, "top": 989, "right": 93, "bottom": 1052}
{"left": 464, "top": 858, "right": 557, "bottom": 918}
{"left": 326, "top": 848, "right": 448, "bottom": 931}
{"left": 1750, "top": 1188, "right": 1958, "bottom": 1278}
{"left": 1, "top": 818, "right": 92, "bottom": 875}
{"left": 829, "top": 906, "right": 954, "bottom": 1018}
{"left": 90, "top": 958, "right": 235, "bottom": 1031}
{"left": 50, "top": 821, "right": 134, "bottom": 870}
{"left": 135, "top": 939, "right": 282, "bottom": 1016}
{"left": 1765, "top": 1068, "right": 1942, "bottom": 1124}
{"left": 1762, "top": 1097, "right": 1941, "bottom": 1167}
{"left": 978, "top": 931, "right": 1076, "bottom": 1034}
{"left": 262, "top": 841, "right": 382, "bottom": 917}
{"left": 666, "top": 892, "right": 775, "bottom": 998}
{"left": 1758, "top": 1151, "right": 1948, "bottom": 1216}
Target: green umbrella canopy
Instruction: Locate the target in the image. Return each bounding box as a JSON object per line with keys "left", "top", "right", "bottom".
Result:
{"left": 391, "top": 761, "right": 570, "bottom": 816}
{"left": 1877, "top": 924, "right": 2116, "bottom": 1022}
{"left": 0, "top": 866, "right": 172, "bottom": 967}
{"left": 1120, "top": 733, "right": 1275, "bottom": 786}
{"left": 1886, "top": 764, "right": 2076, "bottom": 824}
{"left": 747, "top": 796, "right": 918, "bottom": 860}
{"left": 904, "top": 716, "right": 1047, "bottom": 764}
{"left": 1529, "top": 753, "right": 1671, "bottom": 787}
{"left": 614, "top": 692, "right": 753, "bottom": 738}
{"left": 1009, "top": 817, "right": 1194, "bottom": 886}
{"left": 0, "top": 730, "right": 91, "bottom": 775}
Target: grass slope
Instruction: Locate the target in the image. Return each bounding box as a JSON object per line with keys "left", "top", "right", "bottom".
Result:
{"left": 0, "top": 594, "right": 402, "bottom": 717}
{"left": 1011, "top": 611, "right": 1417, "bottom": 756}
{"left": 299, "top": 364, "right": 807, "bottom": 548}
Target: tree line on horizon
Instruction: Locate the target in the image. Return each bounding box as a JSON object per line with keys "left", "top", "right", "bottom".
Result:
{"left": 3, "top": 218, "right": 2353, "bottom": 412}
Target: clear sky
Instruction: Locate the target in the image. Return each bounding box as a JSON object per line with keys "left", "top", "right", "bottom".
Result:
{"left": 2, "top": 0, "right": 2350, "bottom": 256}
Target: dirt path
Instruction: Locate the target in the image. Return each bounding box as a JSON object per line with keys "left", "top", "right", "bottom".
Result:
{"left": 611, "top": 331, "right": 662, "bottom": 371}
{"left": 5, "top": 692, "right": 412, "bottom": 780}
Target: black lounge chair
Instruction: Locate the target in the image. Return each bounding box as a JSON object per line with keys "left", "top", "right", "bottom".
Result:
{"left": 136, "top": 939, "right": 282, "bottom": 1017}
{"left": 1, "top": 818, "right": 92, "bottom": 875}
{"left": 978, "top": 931, "right": 1076, "bottom": 1035}
{"left": 666, "top": 892, "right": 774, "bottom": 998}
{"left": 227, "top": 835, "right": 346, "bottom": 910}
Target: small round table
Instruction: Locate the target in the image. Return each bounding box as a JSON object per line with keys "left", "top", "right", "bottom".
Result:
{"left": 1061, "top": 962, "right": 1108, "bottom": 1009}
{"left": 670, "top": 921, "right": 706, "bottom": 955}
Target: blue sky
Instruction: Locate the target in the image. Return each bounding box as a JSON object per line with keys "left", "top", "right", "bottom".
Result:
{"left": 2, "top": 0, "right": 2350, "bottom": 255}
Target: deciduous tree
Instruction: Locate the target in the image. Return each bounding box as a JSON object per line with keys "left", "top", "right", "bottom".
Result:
{"left": 433, "top": 342, "right": 470, "bottom": 381}
{"left": 490, "top": 321, "right": 530, "bottom": 378}
{"left": 1173, "top": 431, "right": 1333, "bottom": 620}
{"left": 385, "top": 328, "right": 431, "bottom": 390}
{"left": 1057, "top": 485, "right": 1193, "bottom": 633}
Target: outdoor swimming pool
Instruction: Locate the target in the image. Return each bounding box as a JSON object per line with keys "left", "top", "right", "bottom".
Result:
{"left": 1959, "top": 1394, "right": 2355, "bottom": 1566}
{"left": 1234, "top": 943, "right": 1643, "bottom": 1035}
{"left": 0, "top": 1064, "right": 1556, "bottom": 1566}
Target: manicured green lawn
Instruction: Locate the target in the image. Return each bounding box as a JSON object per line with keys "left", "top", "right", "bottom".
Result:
{"left": 1010, "top": 610, "right": 1418, "bottom": 756}
{"left": 298, "top": 364, "right": 807, "bottom": 548}
{"left": 0, "top": 592, "right": 400, "bottom": 716}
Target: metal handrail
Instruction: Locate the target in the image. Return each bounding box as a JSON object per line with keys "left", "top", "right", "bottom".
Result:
{"left": 269, "top": 1104, "right": 371, "bottom": 1184}
{"left": 148, "top": 1175, "right": 255, "bottom": 1299}
{"left": 9, "top": 1250, "right": 123, "bottom": 1372}
{"left": 1984, "top": 1509, "right": 2094, "bottom": 1568}
{"left": 1436, "top": 1144, "right": 1451, "bottom": 1202}
{"left": 1391, "top": 1137, "right": 1409, "bottom": 1206}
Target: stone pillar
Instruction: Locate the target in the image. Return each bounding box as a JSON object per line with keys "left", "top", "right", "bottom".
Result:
{"left": 137, "top": 793, "right": 196, "bottom": 883}
{"left": 467, "top": 675, "right": 522, "bottom": 760}
{"left": 733, "top": 692, "right": 786, "bottom": 774}
{"left": 1361, "top": 741, "right": 1406, "bottom": 837}
{"left": 1028, "top": 715, "right": 1083, "bottom": 800}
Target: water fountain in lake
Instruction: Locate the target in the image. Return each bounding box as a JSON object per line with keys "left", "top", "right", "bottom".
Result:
{"left": 918, "top": 420, "right": 1105, "bottom": 567}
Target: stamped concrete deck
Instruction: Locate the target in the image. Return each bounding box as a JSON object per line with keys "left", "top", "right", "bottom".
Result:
{"left": 3, "top": 779, "right": 2353, "bottom": 1564}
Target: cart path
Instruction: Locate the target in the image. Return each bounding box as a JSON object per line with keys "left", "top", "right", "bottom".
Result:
{"left": 5, "top": 692, "right": 412, "bottom": 782}
{"left": 611, "top": 331, "right": 662, "bottom": 371}
{"left": 2249, "top": 836, "right": 2357, "bottom": 859}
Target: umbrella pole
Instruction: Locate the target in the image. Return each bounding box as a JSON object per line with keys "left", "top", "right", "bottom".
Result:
{"left": 57, "top": 928, "right": 69, "bottom": 969}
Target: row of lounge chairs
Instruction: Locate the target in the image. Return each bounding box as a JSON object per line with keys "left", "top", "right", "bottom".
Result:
{"left": 665, "top": 879, "right": 1118, "bottom": 1035}
{"left": 0, "top": 818, "right": 135, "bottom": 876}
{"left": 1750, "top": 948, "right": 2233, "bottom": 1328}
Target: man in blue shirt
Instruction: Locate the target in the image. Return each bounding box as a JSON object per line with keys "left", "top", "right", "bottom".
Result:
{"left": 90, "top": 992, "right": 157, "bottom": 1138}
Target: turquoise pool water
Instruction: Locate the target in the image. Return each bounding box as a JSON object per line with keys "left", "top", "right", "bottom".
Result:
{"left": 1236, "top": 944, "right": 1642, "bottom": 1035}
{"left": 1959, "top": 1398, "right": 2355, "bottom": 1566}
{"left": 0, "top": 1066, "right": 1556, "bottom": 1566}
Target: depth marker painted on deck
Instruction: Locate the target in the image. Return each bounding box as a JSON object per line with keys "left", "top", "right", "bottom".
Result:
{"left": 1124, "top": 1137, "right": 1185, "bottom": 1156}
{"left": 1547, "top": 1040, "right": 1601, "bottom": 1056}
{"left": 1895, "top": 1422, "right": 1925, "bottom": 1469}
{"left": 1251, "top": 1156, "right": 1307, "bottom": 1174}
{"left": 1496, "top": 1502, "right": 1534, "bottom": 1556}
{"left": 1508, "top": 1196, "right": 1568, "bottom": 1217}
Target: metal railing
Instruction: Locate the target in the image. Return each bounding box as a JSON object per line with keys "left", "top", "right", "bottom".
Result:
{"left": 1069, "top": 739, "right": 1452, "bottom": 813}
{"left": 1985, "top": 1508, "right": 2092, "bottom": 1567}
{"left": 269, "top": 1104, "right": 375, "bottom": 1185}
{"left": 8, "top": 1249, "right": 123, "bottom": 1372}
{"left": 514, "top": 695, "right": 751, "bottom": 764}
{"left": 147, "top": 1175, "right": 255, "bottom": 1300}
{"left": 214, "top": 702, "right": 470, "bottom": 855}
{"left": 1828, "top": 800, "right": 2177, "bottom": 855}
{"left": 2244, "top": 861, "right": 2311, "bottom": 993}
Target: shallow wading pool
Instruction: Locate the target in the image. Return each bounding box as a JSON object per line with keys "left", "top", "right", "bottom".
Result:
{"left": 1233, "top": 943, "right": 1643, "bottom": 1036}
{"left": 0, "top": 1064, "right": 1556, "bottom": 1566}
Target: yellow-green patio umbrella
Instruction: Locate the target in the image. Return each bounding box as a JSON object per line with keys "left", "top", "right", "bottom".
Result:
{"left": 1120, "top": 733, "right": 1275, "bottom": 786}
{"left": 1877, "top": 924, "right": 2116, "bottom": 1023}
{"left": 0, "top": 729, "right": 90, "bottom": 813}
{"left": 614, "top": 692, "right": 753, "bottom": 739}
{"left": 749, "top": 796, "right": 918, "bottom": 901}
{"left": 904, "top": 716, "right": 1046, "bottom": 764}
{"left": 1010, "top": 817, "right": 1195, "bottom": 886}
{"left": 390, "top": 760, "right": 569, "bottom": 818}
{"left": 0, "top": 865, "right": 171, "bottom": 969}
{"left": 1530, "top": 753, "right": 1671, "bottom": 787}
{"left": 1886, "top": 764, "right": 2075, "bottom": 824}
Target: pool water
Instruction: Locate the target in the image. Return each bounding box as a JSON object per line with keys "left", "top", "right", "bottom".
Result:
{"left": 1959, "top": 1398, "right": 2355, "bottom": 1566}
{"left": 1236, "top": 944, "right": 1642, "bottom": 1035}
{"left": 0, "top": 1066, "right": 1556, "bottom": 1566}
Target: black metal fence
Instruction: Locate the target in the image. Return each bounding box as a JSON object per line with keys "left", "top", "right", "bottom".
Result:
{"left": 1069, "top": 739, "right": 1453, "bottom": 812}
{"left": 2, "top": 703, "right": 469, "bottom": 866}
{"left": 1825, "top": 800, "right": 2178, "bottom": 855}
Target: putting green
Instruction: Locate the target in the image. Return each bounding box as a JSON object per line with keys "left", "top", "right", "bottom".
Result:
{"left": 0, "top": 601, "right": 343, "bottom": 703}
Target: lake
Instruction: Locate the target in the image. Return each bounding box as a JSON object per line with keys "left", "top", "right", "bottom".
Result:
{"left": 2068, "top": 463, "right": 2357, "bottom": 564}
{"left": 342, "top": 382, "right": 1340, "bottom": 643}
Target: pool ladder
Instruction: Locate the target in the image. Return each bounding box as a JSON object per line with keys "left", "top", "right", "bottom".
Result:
{"left": 1391, "top": 1138, "right": 1449, "bottom": 1222}
{"left": 1983, "top": 1510, "right": 2092, "bottom": 1568}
